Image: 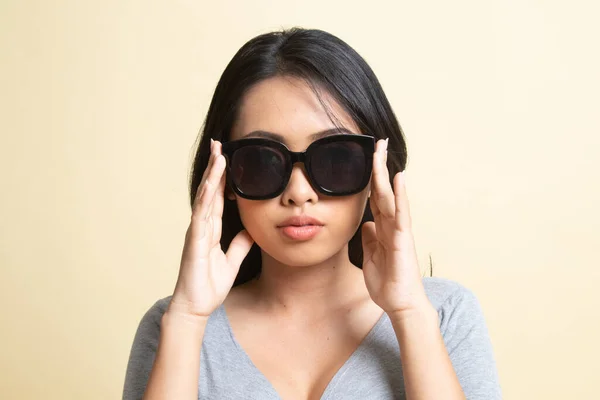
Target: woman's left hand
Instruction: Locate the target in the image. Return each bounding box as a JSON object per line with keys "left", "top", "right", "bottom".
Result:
{"left": 361, "top": 138, "right": 431, "bottom": 316}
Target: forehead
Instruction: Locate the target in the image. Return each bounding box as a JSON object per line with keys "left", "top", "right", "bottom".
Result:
{"left": 229, "top": 76, "right": 360, "bottom": 146}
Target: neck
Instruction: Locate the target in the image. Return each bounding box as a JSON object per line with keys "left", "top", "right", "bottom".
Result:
{"left": 249, "top": 245, "right": 366, "bottom": 318}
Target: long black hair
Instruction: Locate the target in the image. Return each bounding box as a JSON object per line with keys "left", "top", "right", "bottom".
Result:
{"left": 189, "top": 27, "right": 409, "bottom": 287}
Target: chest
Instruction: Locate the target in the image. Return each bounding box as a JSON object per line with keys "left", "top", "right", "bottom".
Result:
{"left": 230, "top": 314, "right": 383, "bottom": 400}
{"left": 241, "top": 330, "right": 360, "bottom": 399}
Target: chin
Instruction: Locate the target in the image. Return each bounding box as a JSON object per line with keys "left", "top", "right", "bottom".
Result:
{"left": 260, "top": 239, "right": 348, "bottom": 268}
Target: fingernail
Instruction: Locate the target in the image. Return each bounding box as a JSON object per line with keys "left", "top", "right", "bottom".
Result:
{"left": 384, "top": 138, "right": 389, "bottom": 150}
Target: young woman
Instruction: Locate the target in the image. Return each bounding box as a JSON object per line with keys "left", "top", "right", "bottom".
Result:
{"left": 123, "top": 28, "right": 501, "bottom": 400}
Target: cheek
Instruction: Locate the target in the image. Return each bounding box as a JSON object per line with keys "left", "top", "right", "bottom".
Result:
{"left": 327, "top": 193, "right": 370, "bottom": 232}
{"left": 343, "top": 187, "right": 370, "bottom": 213}
{"left": 235, "top": 199, "right": 272, "bottom": 237}
{"left": 350, "top": 191, "right": 371, "bottom": 229}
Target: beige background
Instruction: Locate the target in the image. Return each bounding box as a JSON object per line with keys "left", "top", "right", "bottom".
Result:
{"left": 1, "top": 0, "right": 599, "bottom": 399}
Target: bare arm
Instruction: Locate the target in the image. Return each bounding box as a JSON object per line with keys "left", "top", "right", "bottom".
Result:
{"left": 390, "top": 304, "right": 466, "bottom": 400}
{"left": 130, "top": 139, "right": 252, "bottom": 399}
{"left": 142, "top": 311, "right": 208, "bottom": 400}
{"left": 361, "top": 138, "right": 466, "bottom": 399}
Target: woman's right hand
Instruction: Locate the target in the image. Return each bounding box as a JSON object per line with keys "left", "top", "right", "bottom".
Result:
{"left": 168, "top": 139, "right": 254, "bottom": 319}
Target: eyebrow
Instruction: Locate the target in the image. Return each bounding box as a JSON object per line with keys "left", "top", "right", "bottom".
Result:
{"left": 242, "top": 127, "right": 354, "bottom": 143}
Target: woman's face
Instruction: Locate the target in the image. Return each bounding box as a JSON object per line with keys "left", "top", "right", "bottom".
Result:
{"left": 228, "top": 76, "right": 371, "bottom": 267}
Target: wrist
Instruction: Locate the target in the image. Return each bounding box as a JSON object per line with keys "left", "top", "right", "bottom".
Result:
{"left": 163, "top": 305, "right": 211, "bottom": 329}
{"left": 387, "top": 300, "right": 437, "bottom": 325}
{"left": 383, "top": 286, "right": 434, "bottom": 320}
{"left": 166, "top": 295, "right": 216, "bottom": 318}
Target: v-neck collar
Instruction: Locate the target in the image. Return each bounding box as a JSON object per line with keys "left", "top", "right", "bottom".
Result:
{"left": 217, "top": 304, "right": 388, "bottom": 400}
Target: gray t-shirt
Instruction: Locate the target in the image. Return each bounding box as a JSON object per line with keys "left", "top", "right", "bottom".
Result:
{"left": 123, "top": 277, "right": 502, "bottom": 399}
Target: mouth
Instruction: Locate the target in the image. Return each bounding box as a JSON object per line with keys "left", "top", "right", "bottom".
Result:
{"left": 282, "top": 223, "right": 318, "bottom": 227}
{"left": 277, "top": 216, "right": 324, "bottom": 228}
{"left": 276, "top": 215, "right": 324, "bottom": 240}
{"left": 278, "top": 224, "right": 323, "bottom": 241}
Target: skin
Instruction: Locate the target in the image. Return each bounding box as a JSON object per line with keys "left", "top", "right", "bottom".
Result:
{"left": 226, "top": 76, "right": 375, "bottom": 317}
{"left": 222, "top": 77, "right": 385, "bottom": 398}
{"left": 143, "top": 76, "right": 465, "bottom": 400}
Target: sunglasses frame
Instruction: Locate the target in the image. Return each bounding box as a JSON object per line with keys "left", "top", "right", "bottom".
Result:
{"left": 221, "top": 133, "right": 376, "bottom": 200}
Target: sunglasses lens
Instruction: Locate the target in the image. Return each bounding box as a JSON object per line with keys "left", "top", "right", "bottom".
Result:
{"left": 230, "top": 145, "right": 286, "bottom": 197}
{"left": 310, "top": 141, "right": 368, "bottom": 193}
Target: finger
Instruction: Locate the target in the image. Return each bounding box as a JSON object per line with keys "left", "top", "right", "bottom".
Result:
{"left": 209, "top": 216, "right": 222, "bottom": 248}
{"left": 371, "top": 139, "right": 395, "bottom": 219}
{"left": 210, "top": 141, "right": 226, "bottom": 219}
{"left": 361, "top": 221, "right": 378, "bottom": 264}
{"left": 369, "top": 191, "right": 380, "bottom": 219}
{"left": 207, "top": 141, "right": 225, "bottom": 247}
{"left": 226, "top": 229, "right": 254, "bottom": 269}
{"left": 194, "top": 153, "right": 226, "bottom": 221}
{"left": 193, "top": 139, "right": 216, "bottom": 210}
{"left": 393, "top": 171, "right": 412, "bottom": 232}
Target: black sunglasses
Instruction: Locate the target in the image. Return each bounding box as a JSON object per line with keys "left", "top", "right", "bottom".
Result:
{"left": 221, "top": 133, "right": 376, "bottom": 200}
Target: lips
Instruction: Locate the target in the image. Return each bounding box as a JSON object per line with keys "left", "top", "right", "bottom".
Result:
{"left": 277, "top": 215, "right": 324, "bottom": 228}
{"left": 277, "top": 215, "right": 324, "bottom": 241}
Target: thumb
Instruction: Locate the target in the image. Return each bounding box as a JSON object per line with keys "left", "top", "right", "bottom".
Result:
{"left": 361, "top": 222, "right": 377, "bottom": 265}
{"left": 226, "top": 229, "right": 254, "bottom": 269}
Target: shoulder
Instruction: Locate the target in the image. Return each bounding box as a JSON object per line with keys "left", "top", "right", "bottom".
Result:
{"left": 422, "top": 277, "right": 492, "bottom": 348}
{"left": 421, "top": 278, "right": 502, "bottom": 398}
{"left": 422, "top": 277, "right": 488, "bottom": 333}
{"left": 123, "top": 296, "right": 171, "bottom": 400}
{"left": 423, "top": 277, "right": 473, "bottom": 309}
{"left": 140, "top": 295, "right": 172, "bottom": 327}
{"left": 127, "top": 296, "right": 172, "bottom": 348}
{"left": 422, "top": 276, "right": 478, "bottom": 311}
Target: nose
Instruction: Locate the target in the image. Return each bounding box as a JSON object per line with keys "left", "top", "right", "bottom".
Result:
{"left": 280, "top": 163, "right": 318, "bottom": 206}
